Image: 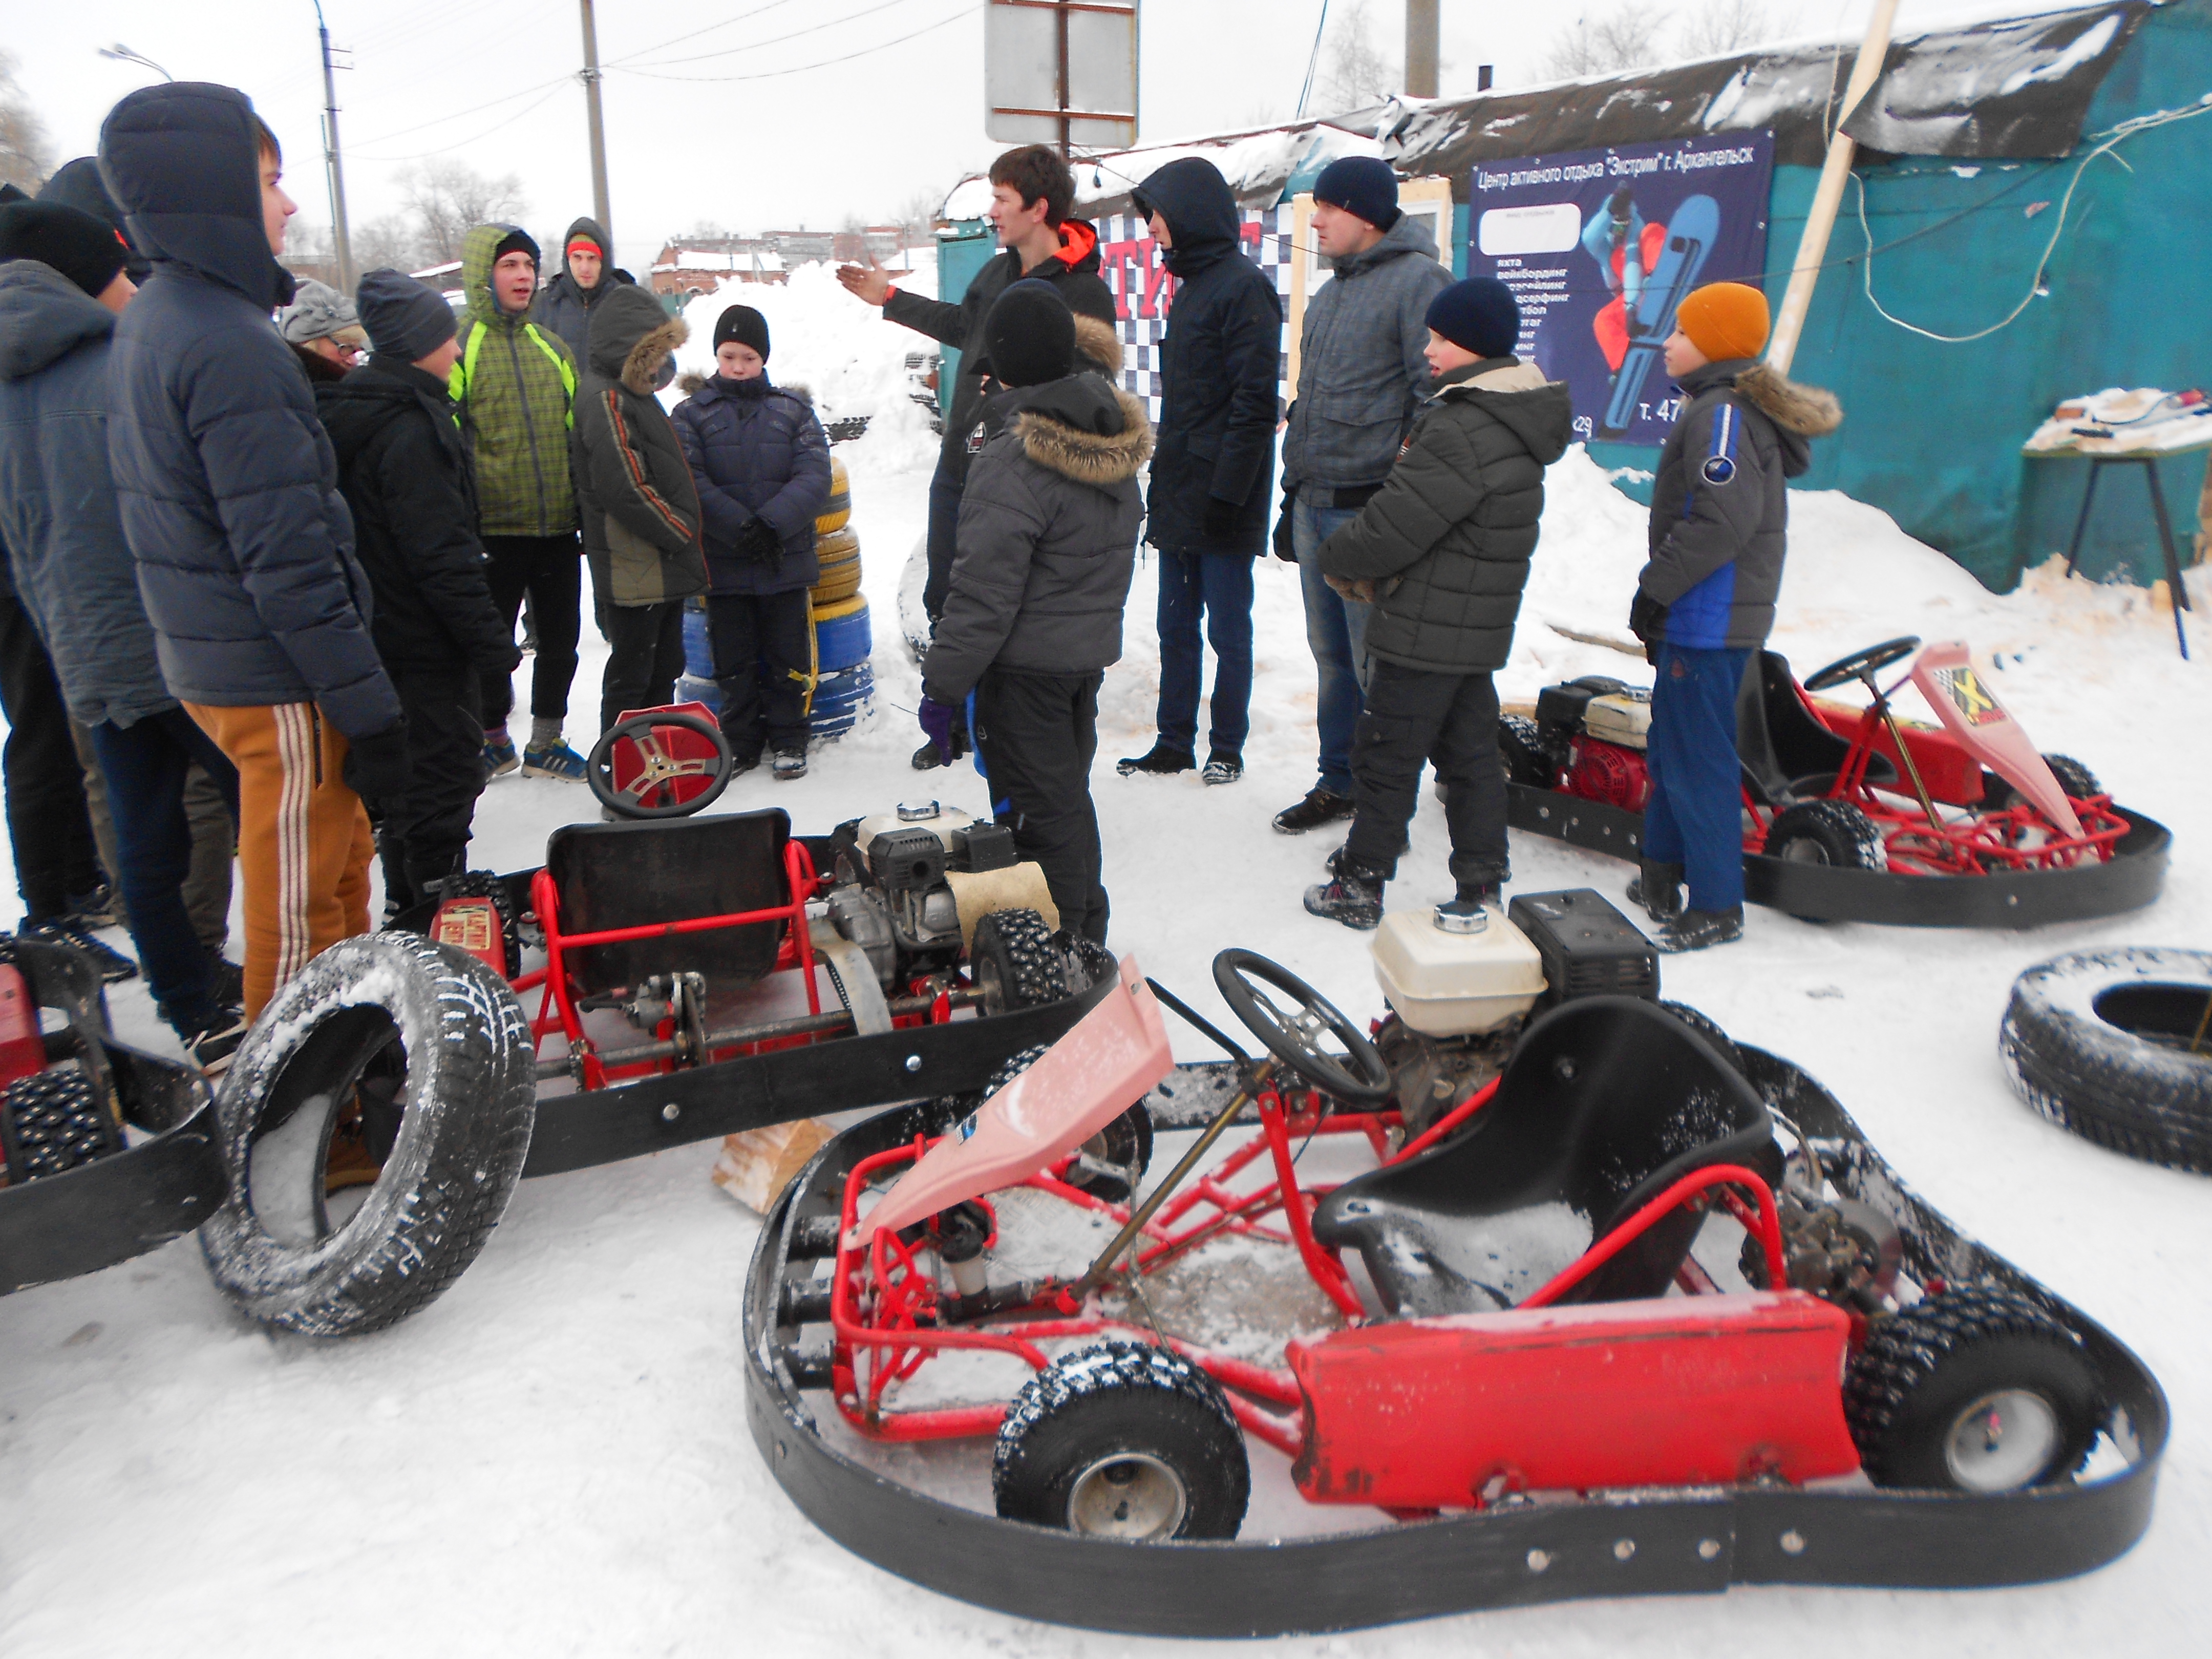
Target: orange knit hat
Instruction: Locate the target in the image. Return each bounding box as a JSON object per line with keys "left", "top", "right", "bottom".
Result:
{"left": 1675, "top": 282, "right": 1771, "bottom": 362}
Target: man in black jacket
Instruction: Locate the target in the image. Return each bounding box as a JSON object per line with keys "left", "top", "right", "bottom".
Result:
{"left": 916, "top": 284, "right": 1151, "bottom": 945}
{"left": 1115, "top": 158, "right": 1280, "bottom": 787}
{"left": 840, "top": 146, "right": 1117, "bottom": 771}
{"left": 317, "top": 270, "right": 522, "bottom": 914}
{"left": 531, "top": 216, "right": 633, "bottom": 370}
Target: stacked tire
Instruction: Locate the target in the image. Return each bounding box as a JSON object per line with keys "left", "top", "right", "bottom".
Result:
{"left": 675, "top": 597, "right": 720, "bottom": 715}
{"left": 809, "top": 453, "right": 874, "bottom": 741}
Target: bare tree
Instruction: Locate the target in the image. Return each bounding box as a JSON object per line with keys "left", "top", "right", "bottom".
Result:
{"left": 1541, "top": 8, "right": 1666, "bottom": 80}
{"left": 0, "top": 50, "right": 53, "bottom": 194}
{"left": 1678, "top": 0, "right": 1789, "bottom": 60}
{"left": 352, "top": 214, "right": 434, "bottom": 276}
{"left": 401, "top": 160, "right": 528, "bottom": 265}
{"left": 1315, "top": 0, "right": 1398, "bottom": 113}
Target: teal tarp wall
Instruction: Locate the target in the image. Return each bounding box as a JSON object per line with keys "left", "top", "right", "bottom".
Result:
{"left": 1584, "top": 0, "right": 2212, "bottom": 590}
{"left": 933, "top": 223, "right": 996, "bottom": 419}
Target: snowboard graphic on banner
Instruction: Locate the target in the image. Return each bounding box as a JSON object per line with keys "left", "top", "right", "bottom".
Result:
{"left": 1467, "top": 132, "right": 1773, "bottom": 446}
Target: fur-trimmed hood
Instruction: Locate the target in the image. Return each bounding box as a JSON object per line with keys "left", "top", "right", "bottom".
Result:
{"left": 1072, "top": 313, "right": 1121, "bottom": 377}
{"left": 588, "top": 283, "right": 687, "bottom": 393}
{"left": 1731, "top": 361, "right": 1842, "bottom": 437}
{"left": 1013, "top": 376, "right": 1153, "bottom": 487}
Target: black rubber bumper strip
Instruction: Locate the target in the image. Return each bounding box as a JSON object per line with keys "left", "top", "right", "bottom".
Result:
{"left": 521, "top": 963, "right": 1118, "bottom": 1178}
{"left": 1507, "top": 784, "right": 2172, "bottom": 929}
{"left": 742, "top": 1048, "right": 2166, "bottom": 1636}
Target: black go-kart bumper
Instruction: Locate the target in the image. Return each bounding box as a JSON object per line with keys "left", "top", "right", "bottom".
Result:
{"left": 741, "top": 1047, "right": 2165, "bottom": 1637}
{"left": 1507, "top": 783, "right": 2173, "bottom": 929}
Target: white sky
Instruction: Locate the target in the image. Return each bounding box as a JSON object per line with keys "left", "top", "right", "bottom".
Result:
{"left": 6, "top": 2, "right": 2023, "bottom": 273}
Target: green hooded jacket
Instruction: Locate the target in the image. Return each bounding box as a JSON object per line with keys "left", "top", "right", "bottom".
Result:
{"left": 450, "top": 223, "right": 578, "bottom": 538}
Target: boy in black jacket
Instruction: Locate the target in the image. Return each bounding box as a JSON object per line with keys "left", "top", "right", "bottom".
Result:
{"left": 1304, "top": 278, "right": 1571, "bottom": 930}
{"left": 316, "top": 270, "right": 520, "bottom": 914}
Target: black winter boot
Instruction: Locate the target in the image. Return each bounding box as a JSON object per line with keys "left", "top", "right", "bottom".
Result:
{"left": 1273, "top": 785, "right": 1356, "bottom": 834}
{"left": 1627, "top": 859, "right": 1686, "bottom": 922}
{"left": 1117, "top": 742, "right": 1196, "bottom": 777}
{"left": 1305, "top": 856, "right": 1387, "bottom": 931}
{"left": 1654, "top": 906, "right": 1745, "bottom": 953}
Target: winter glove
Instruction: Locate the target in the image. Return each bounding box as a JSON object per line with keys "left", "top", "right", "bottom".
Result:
{"left": 733, "top": 516, "right": 784, "bottom": 566}
{"left": 1628, "top": 590, "right": 1669, "bottom": 666}
{"left": 917, "top": 696, "right": 962, "bottom": 764}
{"left": 1203, "top": 495, "right": 1241, "bottom": 540}
{"left": 342, "top": 719, "right": 410, "bottom": 805}
{"left": 1271, "top": 478, "right": 1298, "bottom": 562}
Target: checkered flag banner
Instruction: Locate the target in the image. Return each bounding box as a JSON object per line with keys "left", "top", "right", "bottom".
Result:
{"left": 1096, "top": 206, "right": 1293, "bottom": 423}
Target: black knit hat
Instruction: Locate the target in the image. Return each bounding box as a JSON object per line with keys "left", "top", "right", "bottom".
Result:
{"left": 983, "top": 280, "right": 1075, "bottom": 389}
{"left": 1313, "top": 156, "right": 1400, "bottom": 232}
{"left": 492, "top": 225, "right": 540, "bottom": 267}
{"left": 356, "top": 267, "right": 458, "bottom": 364}
{"left": 0, "top": 201, "right": 131, "bottom": 300}
{"left": 1424, "top": 277, "right": 1520, "bottom": 359}
{"left": 713, "top": 304, "right": 771, "bottom": 361}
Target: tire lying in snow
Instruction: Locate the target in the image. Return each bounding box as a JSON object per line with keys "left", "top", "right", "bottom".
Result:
{"left": 2000, "top": 947, "right": 2212, "bottom": 1173}
{"left": 200, "top": 931, "right": 537, "bottom": 1335}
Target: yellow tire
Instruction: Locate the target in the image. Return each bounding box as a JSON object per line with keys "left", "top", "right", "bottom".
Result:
{"left": 811, "top": 592, "right": 868, "bottom": 623}
{"left": 815, "top": 454, "right": 852, "bottom": 535}
{"left": 811, "top": 566, "right": 862, "bottom": 606}
{"left": 815, "top": 526, "right": 859, "bottom": 566}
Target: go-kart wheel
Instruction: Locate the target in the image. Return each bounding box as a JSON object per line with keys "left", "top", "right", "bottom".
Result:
{"left": 974, "top": 1043, "right": 1153, "bottom": 1202}
{"left": 1984, "top": 753, "right": 2102, "bottom": 810}
{"left": 1803, "top": 636, "right": 1922, "bottom": 693}
{"left": 1213, "top": 949, "right": 1392, "bottom": 1104}
{"left": 1497, "top": 713, "right": 1555, "bottom": 788}
{"left": 199, "top": 932, "right": 537, "bottom": 1336}
{"left": 0, "top": 1069, "right": 121, "bottom": 1182}
{"left": 1844, "top": 1283, "right": 2101, "bottom": 1493}
{"left": 993, "top": 1341, "right": 1250, "bottom": 1541}
{"left": 587, "top": 711, "right": 734, "bottom": 820}
{"left": 1762, "top": 799, "right": 1885, "bottom": 870}
{"left": 971, "top": 909, "right": 1068, "bottom": 1013}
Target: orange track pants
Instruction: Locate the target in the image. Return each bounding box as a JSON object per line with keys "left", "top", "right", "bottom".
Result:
{"left": 185, "top": 702, "right": 373, "bottom": 1020}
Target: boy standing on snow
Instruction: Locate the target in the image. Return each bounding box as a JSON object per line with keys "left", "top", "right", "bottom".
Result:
{"left": 1303, "top": 279, "right": 1571, "bottom": 931}
{"left": 1627, "top": 282, "right": 1841, "bottom": 952}
{"left": 671, "top": 305, "right": 831, "bottom": 781}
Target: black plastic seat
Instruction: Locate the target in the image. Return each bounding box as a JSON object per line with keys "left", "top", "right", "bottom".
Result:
{"left": 545, "top": 810, "right": 791, "bottom": 998}
{"left": 1736, "top": 650, "right": 1896, "bottom": 807}
{"left": 1311, "top": 997, "right": 1778, "bottom": 1318}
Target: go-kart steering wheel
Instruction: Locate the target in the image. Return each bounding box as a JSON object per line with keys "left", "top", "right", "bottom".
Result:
{"left": 1803, "top": 636, "right": 1921, "bottom": 693}
{"left": 1211, "top": 949, "right": 1391, "bottom": 1104}
{"left": 587, "top": 711, "right": 735, "bottom": 819}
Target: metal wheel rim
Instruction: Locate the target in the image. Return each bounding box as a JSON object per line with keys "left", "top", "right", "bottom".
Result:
{"left": 1066, "top": 1451, "right": 1187, "bottom": 1540}
{"left": 1779, "top": 837, "right": 1833, "bottom": 866}
{"left": 976, "top": 955, "right": 1006, "bottom": 1017}
{"left": 1943, "top": 1388, "right": 2061, "bottom": 1492}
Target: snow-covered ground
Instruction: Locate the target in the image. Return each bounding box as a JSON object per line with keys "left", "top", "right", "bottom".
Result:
{"left": 3, "top": 267, "right": 2209, "bottom": 1654}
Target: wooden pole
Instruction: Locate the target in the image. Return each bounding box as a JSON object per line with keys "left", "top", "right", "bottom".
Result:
{"left": 579, "top": 0, "right": 613, "bottom": 243}
{"left": 1764, "top": 0, "right": 1900, "bottom": 374}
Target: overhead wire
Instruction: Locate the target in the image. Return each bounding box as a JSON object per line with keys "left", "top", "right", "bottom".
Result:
{"left": 348, "top": 83, "right": 572, "bottom": 163}
{"left": 601, "top": 0, "right": 808, "bottom": 67}
{"left": 609, "top": 2, "right": 976, "bottom": 84}
{"left": 1296, "top": 0, "right": 1333, "bottom": 119}
{"left": 617, "top": 0, "right": 920, "bottom": 71}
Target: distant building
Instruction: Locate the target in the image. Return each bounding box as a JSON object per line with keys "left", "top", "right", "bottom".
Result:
{"left": 647, "top": 226, "right": 920, "bottom": 300}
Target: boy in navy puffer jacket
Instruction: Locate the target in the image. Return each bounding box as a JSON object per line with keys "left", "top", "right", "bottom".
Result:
{"left": 670, "top": 306, "right": 831, "bottom": 781}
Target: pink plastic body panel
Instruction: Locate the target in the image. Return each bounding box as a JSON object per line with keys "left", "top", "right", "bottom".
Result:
{"left": 1909, "top": 642, "right": 2083, "bottom": 838}
{"left": 852, "top": 954, "right": 1174, "bottom": 1243}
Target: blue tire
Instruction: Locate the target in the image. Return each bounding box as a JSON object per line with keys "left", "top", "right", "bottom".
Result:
{"left": 675, "top": 675, "right": 722, "bottom": 716}
{"left": 814, "top": 601, "right": 873, "bottom": 673}
{"left": 681, "top": 605, "right": 714, "bottom": 679}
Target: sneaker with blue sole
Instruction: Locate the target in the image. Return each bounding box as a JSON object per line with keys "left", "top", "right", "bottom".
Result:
{"left": 483, "top": 735, "right": 520, "bottom": 778}
{"left": 523, "top": 741, "right": 589, "bottom": 781}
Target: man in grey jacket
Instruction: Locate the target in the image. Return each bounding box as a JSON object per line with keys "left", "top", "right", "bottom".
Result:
{"left": 1272, "top": 158, "right": 1451, "bottom": 836}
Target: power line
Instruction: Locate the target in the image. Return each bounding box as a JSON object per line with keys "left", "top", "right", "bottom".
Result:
{"left": 348, "top": 83, "right": 570, "bottom": 163}
{"left": 343, "top": 72, "right": 572, "bottom": 150}
{"left": 602, "top": 0, "right": 807, "bottom": 67}
{"left": 609, "top": 2, "right": 974, "bottom": 83}
{"left": 620, "top": 0, "right": 923, "bottom": 71}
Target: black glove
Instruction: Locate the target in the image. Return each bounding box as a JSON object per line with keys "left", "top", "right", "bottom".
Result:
{"left": 1271, "top": 479, "right": 1297, "bottom": 562}
{"left": 1628, "top": 590, "right": 1669, "bottom": 667}
{"left": 734, "top": 516, "right": 784, "bottom": 565}
{"left": 1203, "top": 495, "right": 1240, "bottom": 540}
{"left": 342, "top": 718, "right": 410, "bottom": 804}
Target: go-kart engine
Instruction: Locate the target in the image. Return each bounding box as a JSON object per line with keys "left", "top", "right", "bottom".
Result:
{"left": 1563, "top": 736, "right": 1652, "bottom": 812}
{"left": 1742, "top": 1184, "right": 1903, "bottom": 1314}
{"left": 828, "top": 802, "right": 1033, "bottom": 984}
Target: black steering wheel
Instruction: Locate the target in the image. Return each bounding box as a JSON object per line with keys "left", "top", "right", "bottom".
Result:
{"left": 1211, "top": 949, "right": 1391, "bottom": 1104}
{"left": 1803, "top": 636, "right": 1922, "bottom": 693}
{"left": 587, "top": 711, "right": 735, "bottom": 819}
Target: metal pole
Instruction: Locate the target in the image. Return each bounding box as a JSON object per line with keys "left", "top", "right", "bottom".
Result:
{"left": 1405, "top": 0, "right": 1439, "bottom": 98}
{"left": 1056, "top": 1, "right": 1072, "bottom": 158}
{"left": 579, "top": 0, "right": 613, "bottom": 242}
{"left": 1765, "top": 0, "right": 1899, "bottom": 374}
{"left": 314, "top": 2, "right": 354, "bottom": 292}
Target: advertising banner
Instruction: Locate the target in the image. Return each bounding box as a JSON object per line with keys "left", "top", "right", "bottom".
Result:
{"left": 1467, "top": 133, "right": 1773, "bottom": 446}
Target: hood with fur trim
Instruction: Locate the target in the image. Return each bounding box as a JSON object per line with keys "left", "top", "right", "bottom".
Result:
{"left": 1732, "top": 361, "right": 1843, "bottom": 437}
{"left": 587, "top": 283, "right": 687, "bottom": 394}
{"left": 1072, "top": 313, "right": 1121, "bottom": 378}
{"left": 1013, "top": 376, "right": 1153, "bottom": 488}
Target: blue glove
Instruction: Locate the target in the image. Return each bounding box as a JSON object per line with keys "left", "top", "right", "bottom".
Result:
{"left": 918, "top": 696, "right": 961, "bottom": 763}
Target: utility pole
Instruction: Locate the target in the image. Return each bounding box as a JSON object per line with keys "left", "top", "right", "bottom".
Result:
{"left": 579, "top": 0, "right": 613, "bottom": 244}
{"left": 1405, "top": 0, "right": 1439, "bottom": 98}
{"left": 313, "top": 0, "right": 354, "bottom": 292}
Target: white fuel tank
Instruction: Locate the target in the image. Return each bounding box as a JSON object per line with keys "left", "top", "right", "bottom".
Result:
{"left": 1371, "top": 905, "right": 1547, "bottom": 1037}
{"left": 856, "top": 799, "right": 976, "bottom": 860}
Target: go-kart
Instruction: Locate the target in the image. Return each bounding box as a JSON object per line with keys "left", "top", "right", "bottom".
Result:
{"left": 745, "top": 894, "right": 2165, "bottom": 1634}
{"left": 1502, "top": 636, "right": 2170, "bottom": 927}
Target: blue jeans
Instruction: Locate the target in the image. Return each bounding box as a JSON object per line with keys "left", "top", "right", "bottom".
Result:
{"left": 1154, "top": 548, "right": 1254, "bottom": 758}
{"left": 1294, "top": 494, "right": 1369, "bottom": 795}
{"left": 1643, "top": 644, "right": 1751, "bottom": 913}
{"left": 89, "top": 708, "right": 240, "bottom": 1031}
{"left": 922, "top": 457, "right": 965, "bottom": 622}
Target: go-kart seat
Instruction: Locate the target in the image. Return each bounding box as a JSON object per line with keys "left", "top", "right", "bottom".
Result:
{"left": 544, "top": 810, "right": 793, "bottom": 997}
{"left": 1310, "top": 997, "right": 1779, "bottom": 1318}
{"left": 1737, "top": 651, "right": 1895, "bottom": 807}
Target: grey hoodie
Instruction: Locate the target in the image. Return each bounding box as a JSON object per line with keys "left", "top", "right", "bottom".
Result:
{"left": 1281, "top": 211, "right": 1454, "bottom": 494}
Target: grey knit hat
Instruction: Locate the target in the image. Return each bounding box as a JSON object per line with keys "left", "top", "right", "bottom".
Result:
{"left": 276, "top": 277, "right": 369, "bottom": 347}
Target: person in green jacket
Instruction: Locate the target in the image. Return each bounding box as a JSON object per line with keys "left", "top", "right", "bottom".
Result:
{"left": 449, "top": 223, "right": 588, "bottom": 782}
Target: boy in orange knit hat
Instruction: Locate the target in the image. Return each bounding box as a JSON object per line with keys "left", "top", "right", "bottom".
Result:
{"left": 1626, "top": 282, "right": 1841, "bottom": 952}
